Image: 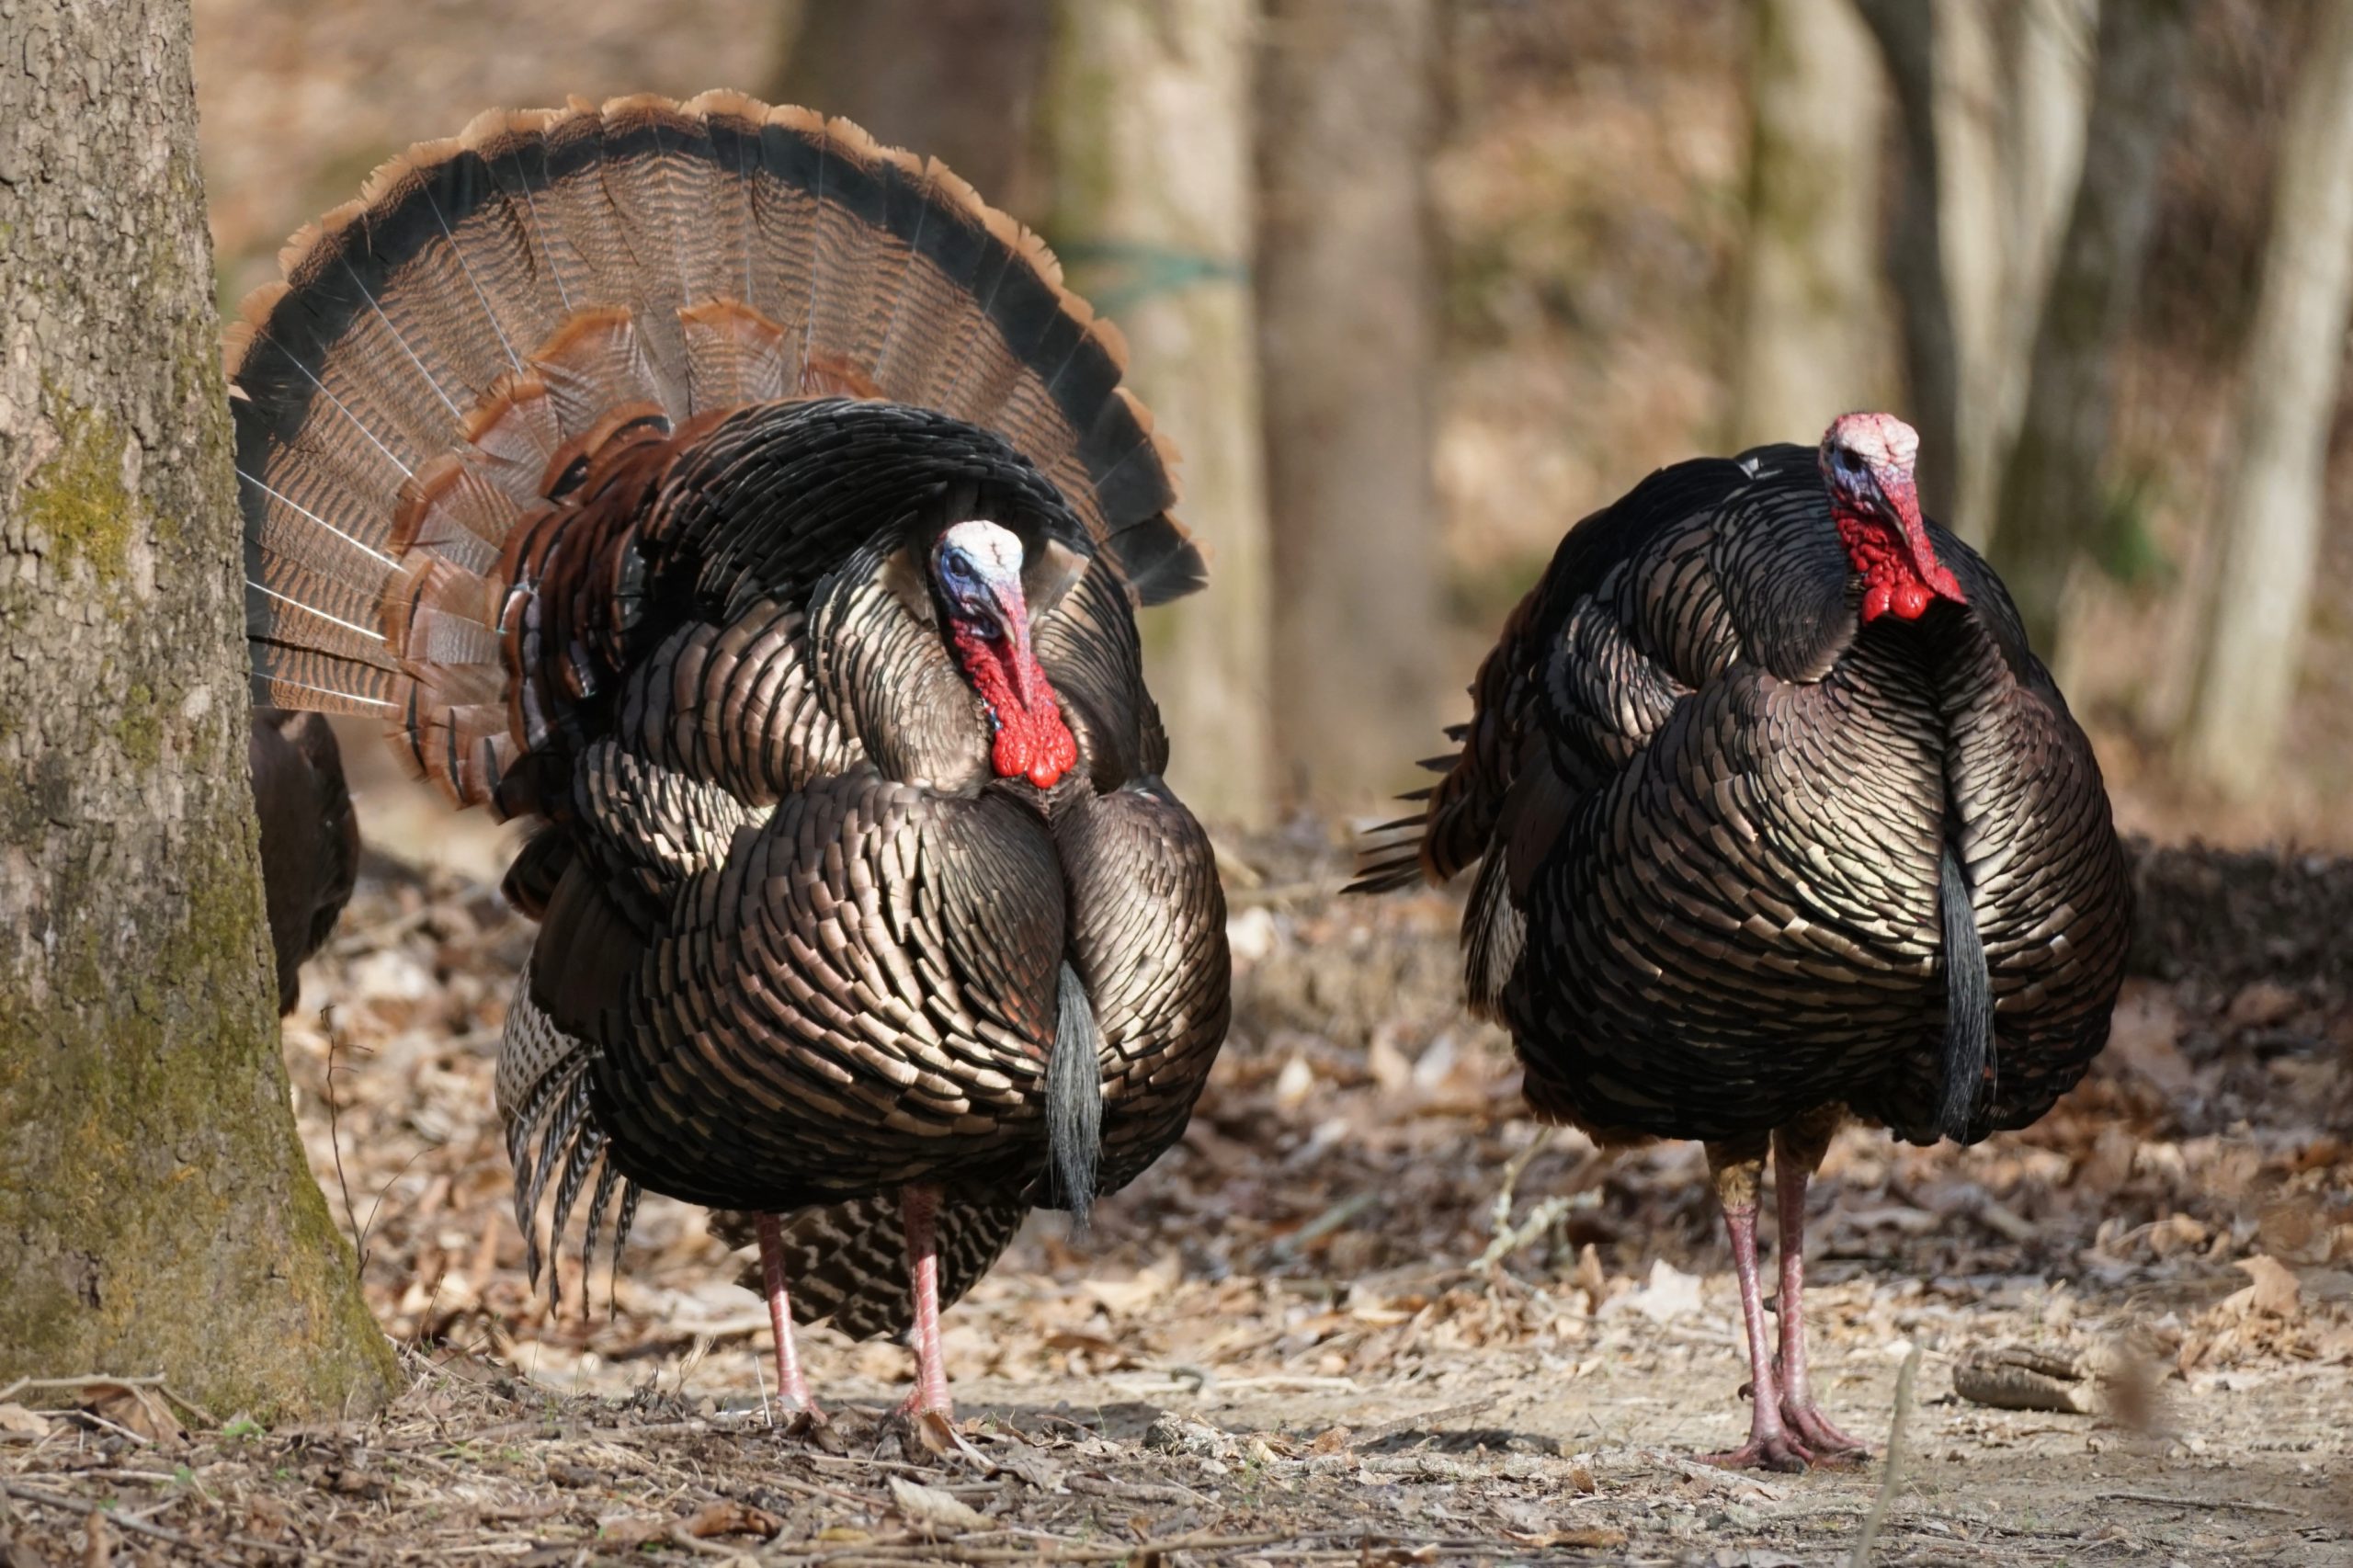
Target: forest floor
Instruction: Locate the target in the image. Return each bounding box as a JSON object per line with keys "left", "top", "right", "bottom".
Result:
{"left": 5, "top": 832, "right": 2352, "bottom": 1566}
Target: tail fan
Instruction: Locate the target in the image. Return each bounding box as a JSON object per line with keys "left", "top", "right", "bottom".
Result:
{"left": 714, "top": 1194, "right": 1029, "bottom": 1341}
{"left": 1936, "top": 845, "right": 1995, "bottom": 1142}
{"left": 233, "top": 94, "right": 1199, "bottom": 804}
{"left": 500, "top": 963, "right": 641, "bottom": 1309}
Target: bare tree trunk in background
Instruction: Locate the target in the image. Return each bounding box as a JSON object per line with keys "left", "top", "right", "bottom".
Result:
{"left": 1856, "top": 0, "right": 1961, "bottom": 524}
{"left": 1995, "top": 0, "right": 2097, "bottom": 507}
{"left": 1258, "top": 0, "right": 1443, "bottom": 812}
{"left": 1045, "top": 0, "right": 1273, "bottom": 827}
{"left": 1857, "top": 0, "right": 2100, "bottom": 544}
{"left": 773, "top": 0, "right": 1052, "bottom": 219}
{"left": 1727, "top": 0, "right": 1889, "bottom": 452}
{"left": 1934, "top": 0, "right": 2008, "bottom": 545}
{"left": 2177, "top": 0, "right": 2353, "bottom": 796}
{"left": 1985, "top": 0, "right": 2197, "bottom": 659}
{"left": 0, "top": 0, "right": 395, "bottom": 1413}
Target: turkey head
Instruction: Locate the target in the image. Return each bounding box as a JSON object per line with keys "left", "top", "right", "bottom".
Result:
{"left": 928, "top": 518, "right": 1080, "bottom": 790}
{"left": 1820, "top": 412, "right": 1966, "bottom": 623}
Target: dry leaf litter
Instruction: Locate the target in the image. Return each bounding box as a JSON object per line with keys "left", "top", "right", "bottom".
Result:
{"left": 3, "top": 833, "right": 2348, "bottom": 1564}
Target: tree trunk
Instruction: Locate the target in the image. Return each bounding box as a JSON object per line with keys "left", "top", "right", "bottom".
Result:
{"left": 1257, "top": 0, "right": 1443, "bottom": 812}
{"left": 1856, "top": 0, "right": 1962, "bottom": 524}
{"left": 1985, "top": 0, "right": 2197, "bottom": 658}
{"left": 0, "top": 0, "right": 395, "bottom": 1414}
{"left": 1727, "top": 0, "right": 1891, "bottom": 454}
{"left": 1994, "top": 0, "right": 2098, "bottom": 510}
{"left": 1044, "top": 0, "right": 1273, "bottom": 826}
{"left": 773, "top": 0, "right": 1052, "bottom": 220}
{"left": 1934, "top": 0, "right": 2010, "bottom": 546}
{"left": 2177, "top": 0, "right": 2353, "bottom": 795}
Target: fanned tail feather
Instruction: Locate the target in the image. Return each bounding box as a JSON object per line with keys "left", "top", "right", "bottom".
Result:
{"left": 235, "top": 93, "right": 1203, "bottom": 809}
{"left": 500, "top": 966, "right": 639, "bottom": 1312}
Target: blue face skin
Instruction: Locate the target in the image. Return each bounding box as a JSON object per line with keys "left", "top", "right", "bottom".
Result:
{"left": 932, "top": 526, "right": 1028, "bottom": 639}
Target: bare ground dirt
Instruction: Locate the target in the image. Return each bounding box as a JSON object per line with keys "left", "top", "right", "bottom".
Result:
{"left": 5, "top": 832, "right": 2350, "bottom": 1565}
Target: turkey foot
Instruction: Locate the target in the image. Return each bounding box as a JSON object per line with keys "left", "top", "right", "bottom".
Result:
{"left": 898, "top": 1184, "right": 955, "bottom": 1418}
{"left": 1779, "top": 1391, "right": 1866, "bottom": 1463}
{"left": 1699, "top": 1147, "right": 1813, "bottom": 1472}
{"left": 1769, "top": 1120, "right": 1868, "bottom": 1464}
{"left": 1699, "top": 1429, "right": 1817, "bottom": 1474}
{"left": 755, "top": 1212, "right": 826, "bottom": 1424}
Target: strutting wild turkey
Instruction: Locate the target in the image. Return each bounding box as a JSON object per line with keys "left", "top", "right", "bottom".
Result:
{"left": 1357, "top": 415, "right": 2131, "bottom": 1471}
{"left": 234, "top": 94, "right": 1232, "bottom": 1416}
{"left": 248, "top": 710, "right": 358, "bottom": 1015}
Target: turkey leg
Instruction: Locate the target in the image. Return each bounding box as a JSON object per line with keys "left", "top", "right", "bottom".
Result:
{"left": 754, "top": 1212, "right": 822, "bottom": 1418}
{"left": 1699, "top": 1143, "right": 1813, "bottom": 1471}
{"left": 898, "top": 1183, "right": 954, "bottom": 1417}
{"left": 1771, "top": 1119, "right": 1868, "bottom": 1459}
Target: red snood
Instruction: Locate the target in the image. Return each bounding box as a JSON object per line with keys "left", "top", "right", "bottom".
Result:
{"left": 949, "top": 620, "right": 1078, "bottom": 789}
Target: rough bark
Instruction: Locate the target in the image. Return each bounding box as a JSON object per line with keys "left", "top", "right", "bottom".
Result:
{"left": 1985, "top": 0, "right": 2198, "bottom": 657}
{"left": 1726, "top": 0, "right": 1891, "bottom": 454}
{"left": 0, "top": 0, "right": 396, "bottom": 1414}
{"left": 2177, "top": 0, "right": 2353, "bottom": 795}
{"left": 1045, "top": 0, "right": 1273, "bottom": 826}
{"left": 1856, "top": 0, "right": 1962, "bottom": 525}
{"left": 773, "top": 0, "right": 1052, "bottom": 220}
{"left": 1258, "top": 0, "right": 1444, "bottom": 812}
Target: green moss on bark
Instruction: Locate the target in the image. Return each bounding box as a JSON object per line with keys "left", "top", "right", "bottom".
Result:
{"left": 20, "top": 394, "right": 135, "bottom": 581}
{"left": 0, "top": 784, "right": 396, "bottom": 1417}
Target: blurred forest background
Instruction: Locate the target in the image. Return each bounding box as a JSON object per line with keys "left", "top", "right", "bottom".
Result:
{"left": 192, "top": 0, "right": 2353, "bottom": 859}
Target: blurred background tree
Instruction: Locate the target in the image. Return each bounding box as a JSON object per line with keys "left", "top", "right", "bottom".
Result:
{"left": 1985, "top": 0, "right": 2200, "bottom": 661}
{"left": 1728, "top": 0, "right": 1891, "bottom": 453}
{"left": 1043, "top": 0, "right": 1276, "bottom": 827}
{"left": 769, "top": 0, "right": 1052, "bottom": 214}
{"left": 193, "top": 0, "right": 2353, "bottom": 850}
{"left": 1257, "top": 0, "right": 1447, "bottom": 811}
{"left": 2178, "top": 0, "right": 2353, "bottom": 796}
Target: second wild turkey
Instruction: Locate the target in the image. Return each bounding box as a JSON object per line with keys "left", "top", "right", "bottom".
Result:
{"left": 233, "top": 94, "right": 1231, "bottom": 1416}
{"left": 248, "top": 709, "right": 358, "bottom": 1015}
{"left": 1357, "top": 414, "right": 2131, "bottom": 1471}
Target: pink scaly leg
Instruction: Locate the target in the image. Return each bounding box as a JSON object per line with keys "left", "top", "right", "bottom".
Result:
{"left": 1698, "top": 1144, "right": 1813, "bottom": 1472}
{"left": 897, "top": 1183, "right": 954, "bottom": 1418}
{"left": 1772, "top": 1119, "right": 1867, "bottom": 1460}
{"left": 756, "top": 1212, "right": 823, "bottom": 1419}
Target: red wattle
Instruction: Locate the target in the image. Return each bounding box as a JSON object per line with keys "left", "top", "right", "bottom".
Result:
{"left": 950, "top": 621, "right": 1077, "bottom": 789}
{"left": 1836, "top": 504, "right": 1959, "bottom": 624}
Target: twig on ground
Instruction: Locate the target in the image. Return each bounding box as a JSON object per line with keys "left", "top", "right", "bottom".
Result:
{"left": 1268, "top": 1191, "right": 1381, "bottom": 1263}
{"left": 1849, "top": 1341, "right": 1924, "bottom": 1567}
{"left": 789, "top": 1531, "right": 1292, "bottom": 1564}
{"left": 1352, "top": 1394, "right": 1504, "bottom": 1447}
{"left": 323, "top": 1009, "right": 365, "bottom": 1267}
{"left": 2099, "top": 1491, "right": 2301, "bottom": 1518}
{"left": 1481, "top": 1129, "right": 1552, "bottom": 1241}
{"left": 357, "top": 1144, "right": 435, "bottom": 1275}
{"left": 0, "top": 1372, "right": 215, "bottom": 1431}
{"left": 1, "top": 1480, "right": 196, "bottom": 1552}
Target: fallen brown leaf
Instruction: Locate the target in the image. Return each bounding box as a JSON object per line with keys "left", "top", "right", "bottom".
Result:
{"left": 2225, "top": 1256, "right": 2303, "bottom": 1321}
{"left": 1506, "top": 1527, "right": 1629, "bottom": 1550}
{"left": 888, "top": 1474, "right": 990, "bottom": 1536}
{"left": 0, "top": 1403, "right": 51, "bottom": 1440}
{"left": 81, "top": 1382, "right": 182, "bottom": 1447}
{"left": 597, "top": 1515, "right": 669, "bottom": 1548}
{"left": 681, "top": 1499, "right": 783, "bottom": 1540}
